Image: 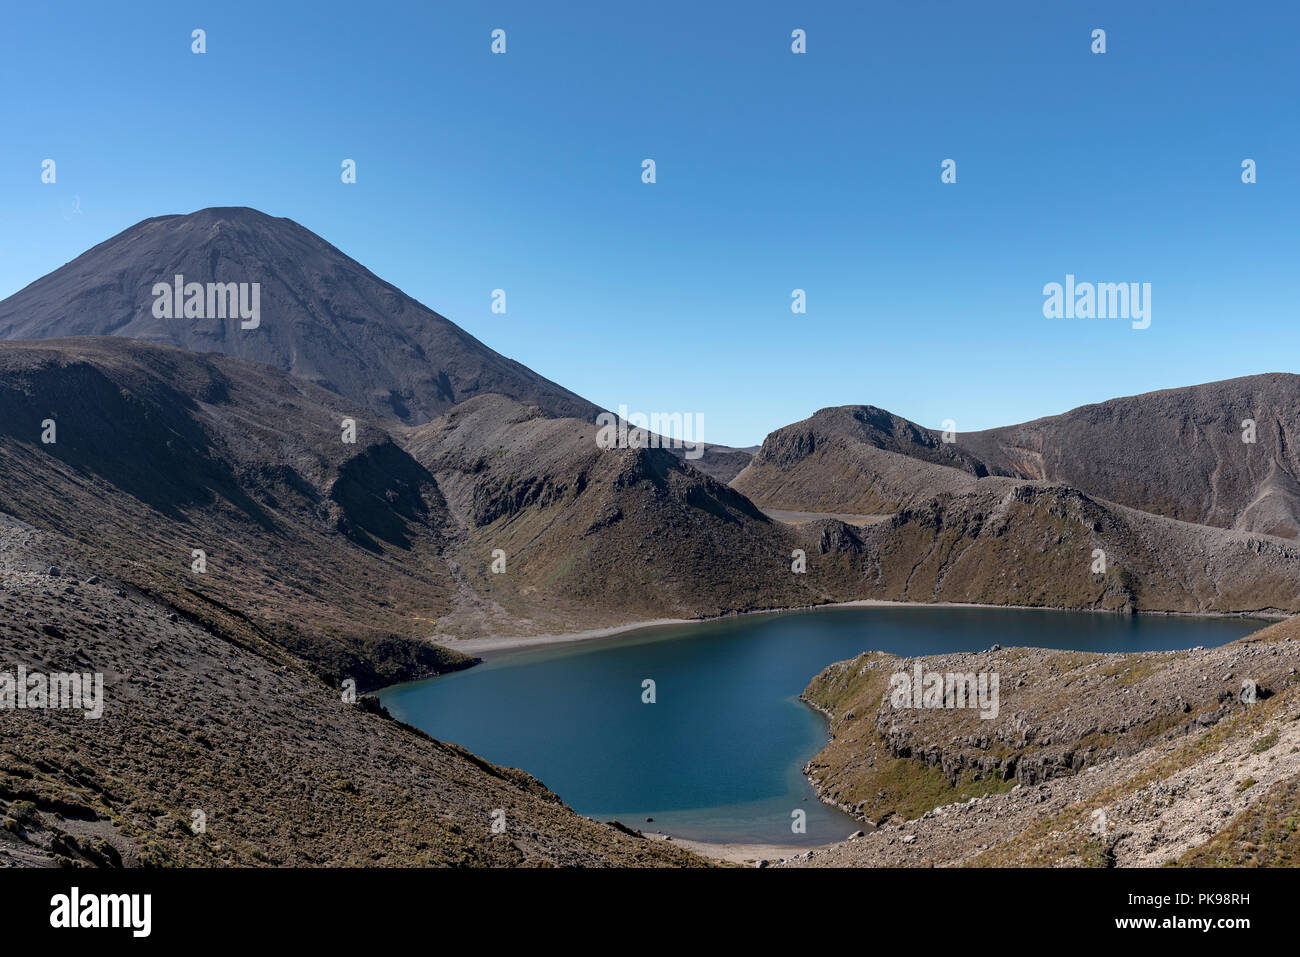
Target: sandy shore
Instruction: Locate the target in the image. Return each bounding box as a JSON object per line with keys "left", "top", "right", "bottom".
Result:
{"left": 641, "top": 831, "right": 837, "bottom": 866}
{"left": 447, "top": 598, "right": 1280, "bottom": 657}
{"left": 450, "top": 618, "right": 696, "bottom": 654}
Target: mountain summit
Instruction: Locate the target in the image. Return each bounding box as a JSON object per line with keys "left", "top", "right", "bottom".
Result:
{"left": 0, "top": 207, "right": 598, "bottom": 424}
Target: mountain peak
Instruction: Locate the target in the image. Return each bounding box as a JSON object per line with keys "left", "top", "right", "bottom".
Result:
{"left": 0, "top": 208, "right": 598, "bottom": 425}
{"left": 161, "top": 204, "right": 279, "bottom": 220}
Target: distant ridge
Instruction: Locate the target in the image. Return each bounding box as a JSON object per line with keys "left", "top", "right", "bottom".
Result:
{"left": 736, "top": 374, "right": 1300, "bottom": 539}
{"left": 961, "top": 374, "right": 1300, "bottom": 538}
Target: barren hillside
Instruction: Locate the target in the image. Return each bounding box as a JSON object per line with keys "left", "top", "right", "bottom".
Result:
{"left": 0, "top": 514, "right": 706, "bottom": 867}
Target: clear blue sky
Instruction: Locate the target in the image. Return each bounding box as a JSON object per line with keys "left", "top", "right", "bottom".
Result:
{"left": 2, "top": 1, "right": 1295, "bottom": 447}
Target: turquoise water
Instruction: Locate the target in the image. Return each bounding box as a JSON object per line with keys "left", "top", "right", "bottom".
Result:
{"left": 379, "top": 605, "right": 1262, "bottom": 846}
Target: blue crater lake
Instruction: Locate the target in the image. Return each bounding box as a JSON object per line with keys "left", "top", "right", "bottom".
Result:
{"left": 379, "top": 605, "right": 1263, "bottom": 846}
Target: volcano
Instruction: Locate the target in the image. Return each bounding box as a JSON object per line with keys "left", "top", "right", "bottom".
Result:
{"left": 0, "top": 207, "right": 598, "bottom": 424}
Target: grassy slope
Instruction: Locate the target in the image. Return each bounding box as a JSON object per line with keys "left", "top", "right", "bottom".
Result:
{"left": 798, "top": 616, "right": 1300, "bottom": 866}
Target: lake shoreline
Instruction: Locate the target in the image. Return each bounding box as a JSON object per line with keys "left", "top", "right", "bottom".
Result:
{"left": 446, "top": 598, "right": 1283, "bottom": 658}
{"left": 384, "top": 606, "right": 1272, "bottom": 852}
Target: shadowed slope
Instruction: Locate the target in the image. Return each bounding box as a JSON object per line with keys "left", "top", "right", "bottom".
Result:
{"left": 0, "top": 337, "right": 466, "bottom": 690}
